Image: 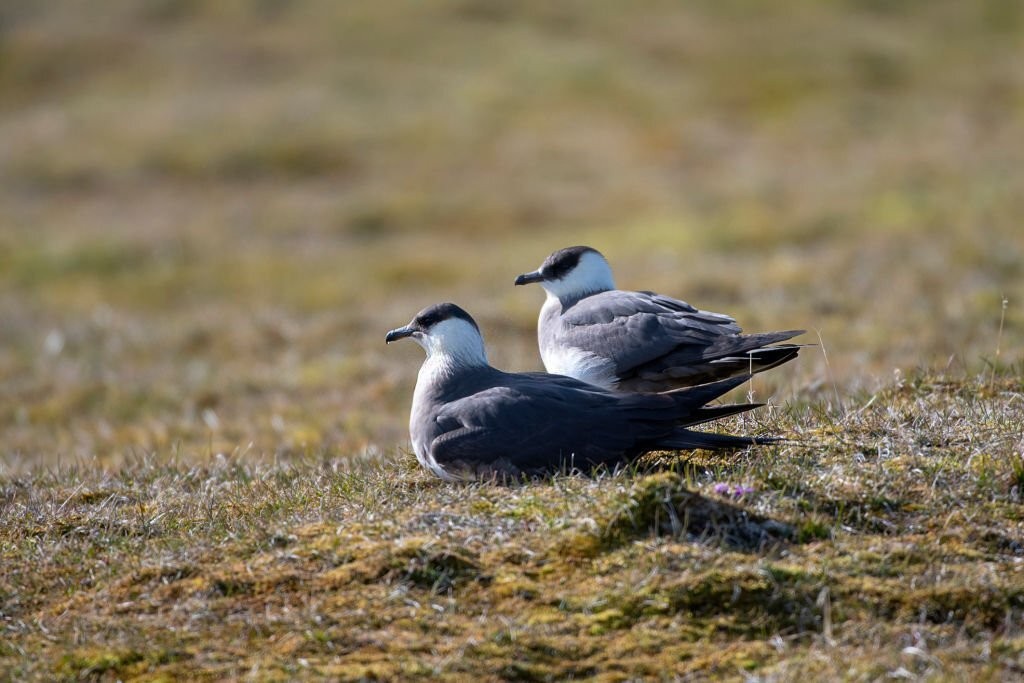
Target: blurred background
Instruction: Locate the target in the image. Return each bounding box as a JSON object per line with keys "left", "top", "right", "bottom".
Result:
{"left": 1, "top": 0, "right": 1021, "bottom": 470}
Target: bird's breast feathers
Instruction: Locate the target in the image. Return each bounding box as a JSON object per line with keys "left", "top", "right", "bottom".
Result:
{"left": 539, "top": 343, "right": 618, "bottom": 389}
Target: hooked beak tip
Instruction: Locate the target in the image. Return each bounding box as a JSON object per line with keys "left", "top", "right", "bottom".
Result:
{"left": 514, "top": 271, "right": 544, "bottom": 286}
{"left": 385, "top": 327, "right": 412, "bottom": 344}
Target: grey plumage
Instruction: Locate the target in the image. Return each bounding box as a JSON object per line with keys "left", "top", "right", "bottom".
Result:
{"left": 386, "top": 303, "right": 776, "bottom": 481}
{"left": 515, "top": 246, "right": 804, "bottom": 391}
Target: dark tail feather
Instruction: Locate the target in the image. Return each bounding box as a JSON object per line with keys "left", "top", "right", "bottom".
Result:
{"left": 714, "top": 344, "right": 802, "bottom": 371}
{"left": 746, "top": 329, "right": 806, "bottom": 346}
{"left": 662, "top": 374, "right": 752, "bottom": 410}
{"left": 678, "top": 403, "right": 763, "bottom": 427}
{"left": 702, "top": 330, "right": 805, "bottom": 360}
{"left": 659, "top": 428, "right": 781, "bottom": 451}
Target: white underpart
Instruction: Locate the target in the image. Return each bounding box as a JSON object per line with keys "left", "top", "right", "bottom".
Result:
{"left": 412, "top": 430, "right": 458, "bottom": 481}
{"left": 538, "top": 250, "right": 616, "bottom": 301}
{"left": 541, "top": 342, "right": 618, "bottom": 389}
{"left": 538, "top": 296, "right": 618, "bottom": 389}
{"left": 408, "top": 317, "right": 488, "bottom": 480}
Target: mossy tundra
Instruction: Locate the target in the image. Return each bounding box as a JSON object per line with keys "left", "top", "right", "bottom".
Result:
{"left": 2, "top": 1, "right": 1022, "bottom": 680}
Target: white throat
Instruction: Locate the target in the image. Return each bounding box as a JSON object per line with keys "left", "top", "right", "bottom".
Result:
{"left": 413, "top": 318, "right": 489, "bottom": 381}
{"left": 541, "top": 251, "right": 615, "bottom": 302}
{"left": 406, "top": 317, "right": 488, "bottom": 480}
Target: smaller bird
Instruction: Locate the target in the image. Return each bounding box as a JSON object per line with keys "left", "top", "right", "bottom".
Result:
{"left": 515, "top": 246, "right": 804, "bottom": 392}
{"left": 386, "top": 302, "right": 775, "bottom": 481}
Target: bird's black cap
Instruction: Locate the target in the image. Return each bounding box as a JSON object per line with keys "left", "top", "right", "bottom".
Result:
{"left": 515, "top": 245, "right": 602, "bottom": 285}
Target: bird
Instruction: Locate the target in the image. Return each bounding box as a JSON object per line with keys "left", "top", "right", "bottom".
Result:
{"left": 514, "top": 245, "right": 804, "bottom": 392}
{"left": 385, "top": 302, "right": 776, "bottom": 481}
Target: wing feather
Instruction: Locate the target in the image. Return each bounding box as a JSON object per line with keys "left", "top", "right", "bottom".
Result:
{"left": 557, "top": 290, "right": 742, "bottom": 376}
{"left": 430, "top": 375, "right": 679, "bottom": 472}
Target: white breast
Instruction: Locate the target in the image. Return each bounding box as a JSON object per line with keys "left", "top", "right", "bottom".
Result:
{"left": 409, "top": 357, "right": 463, "bottom": 482}
{"left": 537, "top": 297, "right": 618, "bottom": 389}
{"left": 412, "top": 435, "right": 459, "bottom": 481}
{"left": 540, "top": 344, "right": 618, "bottom": 389}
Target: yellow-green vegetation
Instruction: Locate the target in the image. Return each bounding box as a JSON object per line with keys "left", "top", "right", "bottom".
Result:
{"left": 1, "top": 0, "right": 1022, "bottom": 680}
{"left": 4, "top": 379, "right": 1024, "bottom": 680}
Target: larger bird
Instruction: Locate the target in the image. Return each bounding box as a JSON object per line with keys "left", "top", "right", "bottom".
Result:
{"left": 515, "top": 246, "right": 804, "bottom": 392}
{"left": 386, "top": 302, "right": 775, "bottom": 481}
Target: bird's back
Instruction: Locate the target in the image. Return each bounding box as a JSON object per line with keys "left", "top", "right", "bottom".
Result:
{"left": 413, "top": 365, "right": 762, "bottom": 479}
{"left": 540, "top": 289, "right": 801, "bottom": 392}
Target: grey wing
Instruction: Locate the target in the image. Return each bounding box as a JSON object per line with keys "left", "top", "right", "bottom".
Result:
{"left": 430, "top": 382, "right": 652, "bottom": 472}
{"left": 558, "top": 290, "right": 741, "bottom": 375}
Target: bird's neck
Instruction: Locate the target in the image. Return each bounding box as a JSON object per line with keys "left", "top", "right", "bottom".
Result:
{"left": 417, "top": 345, "right": 489, "bottom": 386}
{"left": 544, "top": 286, "right": 604, "bottom": 311}
{"left": 543, "top": 275, "right": 614, "bottom": 307}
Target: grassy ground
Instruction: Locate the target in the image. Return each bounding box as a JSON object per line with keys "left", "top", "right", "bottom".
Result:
{"left": 1, "top": 1, "right": 1023, "bottom": 680}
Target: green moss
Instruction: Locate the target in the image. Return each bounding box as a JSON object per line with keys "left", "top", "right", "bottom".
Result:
{"left": 56, "top": 650, "right": 145, "bottom": 680}
{"left": 398, "top": 546, "right": 484, "bottom": 593}
{"left": 595, "top": 473, "right": 793, "bottom": 552}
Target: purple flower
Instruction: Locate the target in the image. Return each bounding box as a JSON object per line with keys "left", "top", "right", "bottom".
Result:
{"left": 712, "top": 482, "right": 755, "bottom": 499}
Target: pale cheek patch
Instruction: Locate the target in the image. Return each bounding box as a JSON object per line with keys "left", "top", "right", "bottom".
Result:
{"left": 540, "top": 252, "right": 615, "bottom": 301}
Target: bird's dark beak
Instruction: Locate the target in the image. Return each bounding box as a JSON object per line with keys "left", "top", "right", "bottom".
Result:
{"left": 385, "top": 325, "right": 415, "bottom": 344}
{"left": 514, "top": 270, "right": 545, "bottom": 286}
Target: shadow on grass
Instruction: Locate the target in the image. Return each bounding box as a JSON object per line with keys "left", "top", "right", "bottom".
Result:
{"left": 594, "top": 472, "right": 795, "bottom": 554}
{"left": 404, "top": 457, "right": 798, "bottom": 554}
